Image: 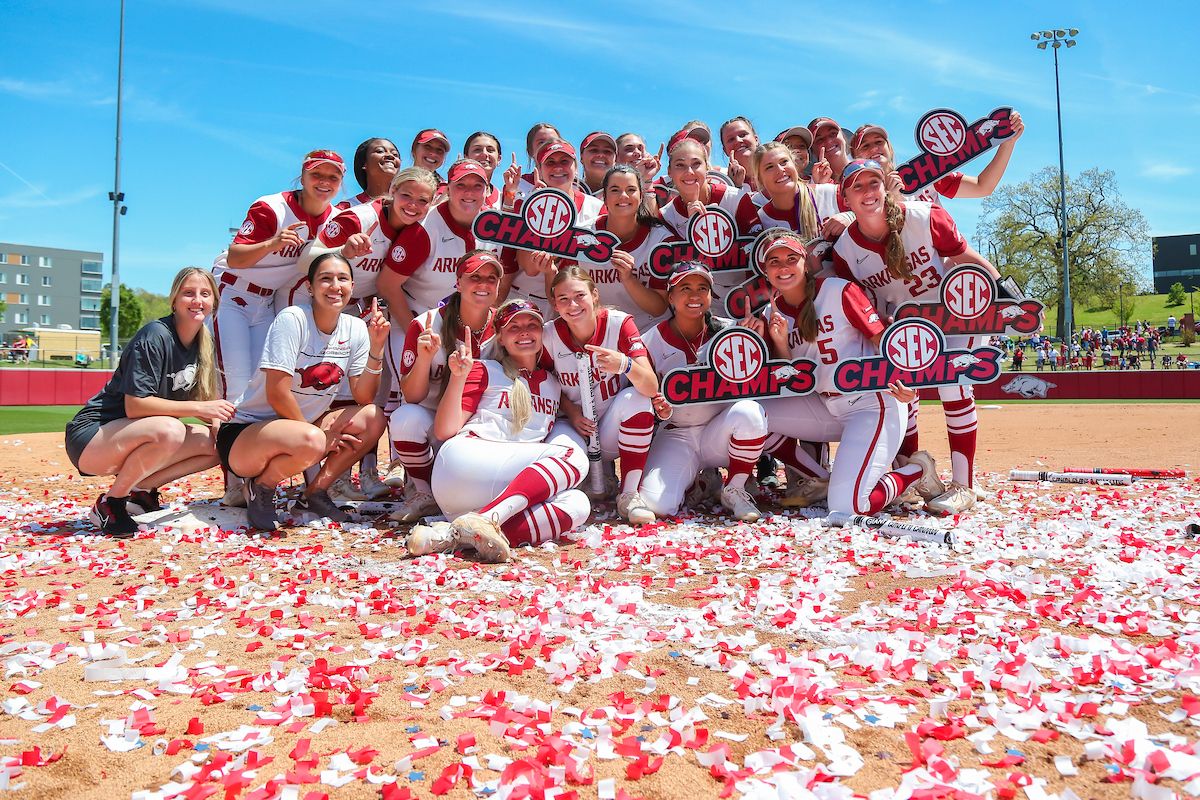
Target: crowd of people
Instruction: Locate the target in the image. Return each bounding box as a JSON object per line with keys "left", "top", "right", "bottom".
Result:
{"left": 67, "top": 114, "right": 1034, "bottom": 555}
{"left": 1006, "top": 321, "right": 1192, "bottom": 371}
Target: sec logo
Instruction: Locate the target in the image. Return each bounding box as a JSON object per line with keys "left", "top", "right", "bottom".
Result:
{"left": 324, "top": 221, "right": 341, "bottom": 240}
{"left": 918, "top": 111, "right": 967, "bottom": 156}
{"left": 691, "top": 208, "right": 735, "bottom": 259}
{"left": 711, "top": 328, "right": 764, "bottom": 384}
{"left": 402, "top": 349, "right": 415, "bottom": 369}
{"left": 523, "top": 190, "right": 574, "bottom": 238}
{"left": 883, "top": 319, "right": 942, "bottom": 372}
{"left": 944, "top": 266, "right": 993, "bottom": 320}
{"left": 239, "top": 220, "right": 255, "bottom": 237}
{"left": 390, "top": 244, "right": 407, "bottom": 263}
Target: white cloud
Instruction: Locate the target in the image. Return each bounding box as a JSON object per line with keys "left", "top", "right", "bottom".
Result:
{"left": 0, "top": 186, "right": 104, "bottom": 210}
{"left": 1141, "top": 162, "right": 1193, "bottom": 180}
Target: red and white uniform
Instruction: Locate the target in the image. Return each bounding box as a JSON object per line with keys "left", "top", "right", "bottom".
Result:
{"left": 904, "top": 173, "right": 964, "bottom": 206}
{"left": 736, "top": 186, "right": 825, "bottom": 237}
{"left": 590, "top": 216, "right": 676, "bottom": 331}
{"left": 506, "top": 190, "right": 603, "bottom": 314}
{"left": 382, "top": 203, "right": 496, "bottom": 317}
{"left": 542, "top": 308, "right": 656, "bottom": 495}
{"left": 657, "top": 181, "right": 742, "bottom": 235}
{"left": 430, "top": 361, "right": 590, "bottom": 546}
{"left": 284, "top": 197, "right": 399, "bottom": 306}
{"left": 638, "top": 318, "right": 768, "bottom": 516}
{"left": 212, "top": 190, "right": 333, "bottom": 404}
{"left": 335, "top": 190, "right": 373, "bottom": 211}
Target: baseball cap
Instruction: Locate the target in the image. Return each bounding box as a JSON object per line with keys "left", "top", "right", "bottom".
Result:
{"left": 447, "top": 159, "right": 488, "bottom": 184}
{"left": 774, "top": 126, "right": 814, "bottom": 148}
{"left": 667, "top": 127, "right": 711, "bottom": 152}
{"left": 850, "top": 125, "right": 889, "bottom": 154}
{"left": 455, "top": 251, "right": 502, "bottom": 279}
{"left": 581, "top": 131, "right": 617, "bottom": 151}
{"left": 413, "top": 129, "right": 450, "bottom": 149}
{"left": 840, "top": 158, "right": 886, "bottom": 191}
{"left": 667, "top": 261, "right": 715, "bottom": 289}
{"left": 495, "top": 298, "right": 544, "bottom": 329}
{"left": 302, "top": 150, "right": 346, "bottom": 174}
{"left": 535, "top": 139, "right": 576, "bottom": 165}
{"left": 807, "top": 117, "right": 840, "bottom": 137}
{"left": 761, "top": 237, "right": 807, "bottom": 261}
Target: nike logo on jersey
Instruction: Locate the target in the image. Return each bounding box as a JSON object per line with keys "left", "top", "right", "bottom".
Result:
{"left": 856, "top": 255, "right": 870, "bottom": 264}
{"left": 440, "top": 236, "right": 456, "bottom": 243}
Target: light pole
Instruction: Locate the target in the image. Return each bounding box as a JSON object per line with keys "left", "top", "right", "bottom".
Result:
{"left": 1031, "top": 28, "right": 1079, "bottom": 344}
{"left": 108, "top": 0, "right": 127, "bottom": 367}
{"left": 1118, "top": 282, "right": 1127, "bottom": 329}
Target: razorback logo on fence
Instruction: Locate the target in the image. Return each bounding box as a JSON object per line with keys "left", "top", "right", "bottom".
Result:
{"left": 472, "top": 188, "right": 619, "bottom": 262}
{"left": 897, "top": 107, "right": 1017, "bottom": 194}
{"left": 833, "top": 318, "right": 1002, "bottom": 392}
{"left": 297, "top": 361, "right": 345, "bottom": 391}
{"left": 724, "top": 232, "right": 832, "bottom": 318}
{"left": 648, "top": 206, "right": 755, "bottom": 281}
{"left": 893, "top": 264, "right": 1044, "bottom": 335}
{"left": 661, "top": 327, "right": 816, "bottom": 406}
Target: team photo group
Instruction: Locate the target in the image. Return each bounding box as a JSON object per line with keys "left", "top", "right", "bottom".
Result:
{"left": 66, "top": 110, "right": 1028, "bottom": 558}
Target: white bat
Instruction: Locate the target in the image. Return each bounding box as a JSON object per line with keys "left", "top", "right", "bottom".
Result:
{"left": 826, "top": 511, "right": 954, "bottom": 546}
{"left": 576, "top": 353, "right": 606, "bottom": 497}
{"left": 1009, "top": 470, "right": 1132, "bottom": 485}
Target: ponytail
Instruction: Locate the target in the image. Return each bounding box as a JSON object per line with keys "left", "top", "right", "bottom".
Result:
{"left": 437, "top": 292, "right": 464, "bottom": 395}
{"left": 792, "top": 270, "right": 820, "bottom": 343}
{"left": 167, "top": 267, "right": 220, "bottom": 401}
{"left": 493, "top": 343, "right": 533, "bottom": 435}
{"left": 883, "top": 194, "right": 911, "bottom": 281}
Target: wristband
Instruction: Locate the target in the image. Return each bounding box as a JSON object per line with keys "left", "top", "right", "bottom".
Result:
{"left": 620, "top": 355, "right": 633, "bottom": 376}
{"left": 368, "top": 352, "right": 383, "bottom": 361}
{"left": 363, "top": 366, "right": 382, "bottom": 375}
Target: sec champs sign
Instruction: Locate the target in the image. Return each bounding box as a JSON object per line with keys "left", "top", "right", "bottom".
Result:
{"left": 661, "top": 326, "right": 816, "bottom": 406}
{"left": 897, "top": 107, "right": 1017, "bottom": 195}
{"left": 647, "top": 206, "right": 754, "bottom": 283}
{"left": 473, "top": 188, "right": 620, "bottom": 262}
{"left": 724, "top": 230, "right": 832, "bottom": 319}
{"left": 833, "top": 318, "right": 1002, "bottom": 393}
{"left": 893, "top": 264, "right": 1044, "bottom": 336}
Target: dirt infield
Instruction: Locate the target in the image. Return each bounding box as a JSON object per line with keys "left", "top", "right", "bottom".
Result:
{"left": 0, "top": 403, "right": 1197, "bottom": 799}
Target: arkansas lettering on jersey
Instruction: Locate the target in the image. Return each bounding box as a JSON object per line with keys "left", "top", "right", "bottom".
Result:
{"left": 641, "top": 317, "right": 735, "bottom": 427}
{"left": 213, "top": 190, "right": 332, "bottom": 290}
{"left": 542, "top": 308, "right": 648, "bottom": 418}
{"left": 459, "top": 361, "right": 561, "bottom": 443}
{"left": 383, "top": 203, "right": 496, "bottom": 315}
{"left": 400, "top": 307, "right": 496, "bottom": 410}
{"left": 771, "top": 278, "right": 884, "bottom": 395}
{"left": 830, "top": 201, "right": 967, "bottom": 317}
{"left": 658, "top": 181, "right": 742, "bottom": 235}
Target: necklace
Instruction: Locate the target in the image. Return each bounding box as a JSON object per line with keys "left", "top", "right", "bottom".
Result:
{"left": 671, "top": 319, "right": 708, "bottom": 362}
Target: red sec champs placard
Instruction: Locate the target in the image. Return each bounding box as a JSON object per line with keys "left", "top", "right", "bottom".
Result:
{"left": 472, "top": 188, "right": 620, "bottom": 262}
{"left": 648, "top": 206, "right": 754, "bottom": 283}
{"left": 892, "top": 264, "right": 1044, "bottom": 336}
{"left": 833, "top": 318, "right": 1002, "bottom": 393}
{"left": 897, "top": 107, "right": 1016, "bottom": 195}
{"left": 724, "top": 231, "right": 833, "bottom": 319}
{"left": 660, "top": 326, "right": 817, "bottom": 407}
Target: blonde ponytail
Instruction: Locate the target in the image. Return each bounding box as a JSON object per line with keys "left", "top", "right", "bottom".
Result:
{"left": 883, "top": 195, "right": 911, "bottom": 281}
{"left": 494, "top": 345, "right": 533, "bottom": 435}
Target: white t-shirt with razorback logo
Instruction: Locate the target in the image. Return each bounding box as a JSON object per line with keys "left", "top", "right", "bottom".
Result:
{"left": 458, "top": 361, "right": 560, "bottom": 443}
{"left": 213, "top": 191, "right": 333, "bottom": 290}
{"left": 234, "top": 304, "right": 370, "bottom": 423}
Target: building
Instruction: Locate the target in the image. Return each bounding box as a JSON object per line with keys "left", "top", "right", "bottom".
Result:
{"left": 0, "top": 243, "right": 105, "bottom": 342}
{"left": 1151, "top": 233, "right": 1200, "bottom": 294}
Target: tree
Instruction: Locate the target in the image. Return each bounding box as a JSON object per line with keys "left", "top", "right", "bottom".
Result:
{"left": 100, "top": 284, "right": 145, "bottom": 340}
{"left": 135, "top": 288, "right": 171, "bottom": 321}
{"left": 978, "top": 167, "right": 1151, "bottom": 336}
{"left": 1167, "top": 281, "right": 1186, "bottom": 307}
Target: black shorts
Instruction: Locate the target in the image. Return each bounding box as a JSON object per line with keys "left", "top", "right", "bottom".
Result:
{"left": 64, "top": 419, "right": 102, "bottom": 476}
{"left": 215, "top": 422, "right": 254, "bottom": 477}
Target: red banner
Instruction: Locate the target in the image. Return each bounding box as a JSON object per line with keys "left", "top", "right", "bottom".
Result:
{"left": 0, "top": 369, "right": 112, "bottom": 406}
{"left": 921, "top": 369, "right": 1200, "bottom": 401}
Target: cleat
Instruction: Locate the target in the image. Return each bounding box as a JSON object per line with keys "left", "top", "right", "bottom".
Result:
{"left": 405, "top": 521, "right": 456, "bottom": 556}
{"left": 88, "top": 494, "right": 139, "bottom": 538}
{"left": 294, "top": 490, "right": 350, "bottom": 522}
{"left": 126, "top": 488, "right": 162, "bottom": 515}
{"left": 684, "top": 467, "right": 722, "bottom": 510}
{"left": 720, "top": 485, "right": 761, "bottom": 522}
{"left": 328, "top": 476, "right": 368, "bottom": 504}
{"left": 617, "top": 491, "right": 656, "bottom": 525}
{"left": 450, "top": 512, "right": 511, "bottom": 563}
{"left": 780, "top": 478, "right": 829, "bottom": 508}
{"left": 388, "top": 490, "right": 440, "bottom": 522}
{"left": 927, "top": 482, "right": 976, "bottom": 516}
{"left": 220, "top": 478, "right": 248, "bottom": 508}
{"left": 381, "top": 464, "right": 408, "bottom": 488}
{"left": 905, "top": 451, "right": 945, "bottom": 502}
{"left": 245, "top": 481, "right": 280, "bottom": 531}
{"left": 357, "top": 464, "right": 392, "bottom": 499}
{"left": 895, "top": 484, "right": 923, "bottom": 508}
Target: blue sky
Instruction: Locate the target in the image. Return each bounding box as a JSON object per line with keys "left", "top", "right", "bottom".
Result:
{"left": 2, "top": 0, "right": 1196, "bottom": 293}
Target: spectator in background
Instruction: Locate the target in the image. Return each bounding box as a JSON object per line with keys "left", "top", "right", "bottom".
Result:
{"left": 1035, "top": 345, "right": 1045, "bottom": 371}
{"left": 1083, "top": 347, "right": 1094, "bottom": 371}
{"left": 1048, "top": 345, "right": 1059, "bottom": 371}
{"left": 1012, "top": 345, "right": 1024, "bottom": 371}
{"left": 1167, "top": 315, "right": 1177, "bottom": 337}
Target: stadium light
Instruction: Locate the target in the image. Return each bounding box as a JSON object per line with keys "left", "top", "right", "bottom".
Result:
{"left": 108, "top": 0, "right": 127, "bottom": 367}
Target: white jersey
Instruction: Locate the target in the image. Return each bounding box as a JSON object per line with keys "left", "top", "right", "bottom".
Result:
{"left": 233, "top": 304, "right": 370, "bottom": 424}
{"left": 507, "top": 190, "right": 604, "bottom": 307}
{"left": 903, "top": 172, "right": 964, "bottom": 206}
{"left": 831, "top": 201, "right": 967, "bottom": 318}
{"left": 285, "top": 198, "right": 398, "bottom": 305}
{"left": 770, "top": 278, "right": 885, "bottom": 394}
{"left": 213, "top": 191, "right": 333, "bottom": 291}
{"left": 811, "top": 183, "right": 842, "bottom": 221}
{"left": 588, "top": 217, "right": 676, "bottom": 331}
{"left": 541, "top": 308, "right": 648, "bottom": 419}
{"left": 641, "top": 317, "right": 735, "bottom": 427}
{"left": 458, "top": 361, "right": 560, "bottom": 443}
{"left": 399, "top": 306, "right": 496, "bottom": 411}
{"left": 382, "top": 202, "right": 496, "bottom": 316}
{"left": 657, "top": 180, "right": 742, "bottom": 235}
{"left": 335, "top": 190, "right": 373, "bottom": 211}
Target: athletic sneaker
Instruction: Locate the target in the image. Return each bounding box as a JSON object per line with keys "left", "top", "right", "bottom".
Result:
{"left": 245, "top": 481, "right": 280, "bottom": 531}
{"left": 720, "top": 485, "right": 761, "bottom": 523}
{"left": 684, "top": 467, "right": 723, "bottom": 510}
{"left": 927, "top": 482, "right": 976, "bottom": 516}
{"left": 328, "top": 476, "right": 368, "bottom": 504}
{"left": 88, "top": 494, "right": 139, "bottom": 538}
{"left": 449, "top": 512, "right": 511, "bottom": 563}
{"left": 358, "top": 464, "right": 392, "bottom": 499}
{"left": 388, "top": 490, "right": 440, "bottom": 522}
{"left": 294, "top": 490, "right": 350, "bottom": 522}
{"left": 405, "top": 521, "right": 457, "bottom": 556}
{"left": 220, "top": 478, "right": 248, "bottom": 508}
{"left": 756, "top": 454, "right": 781, "bottom": 489}
{"left": 126, "top": 488, "right": 162, "bottom": 515}
{"left": 905, "top": 451, "right": 946, "bottom": 501}
{"left": 780, "top": 478, "right": 829, "bottom": 508}
{"left": 381, "top": 464, "right": 408, "bottom": 488}
{"left": 617, "top": 491, "right": 656, "bottom": 525}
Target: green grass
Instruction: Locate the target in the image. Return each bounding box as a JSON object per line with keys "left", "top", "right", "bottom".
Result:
{"left": 1043, "top": 292, "right": 1197, "bottom": 337}
{"left": 0, "top": 405, "right": 81, "bottom": 434}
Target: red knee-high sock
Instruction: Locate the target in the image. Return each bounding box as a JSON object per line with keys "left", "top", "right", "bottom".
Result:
{"left": 764, "top": 434, "right": 829, "bottom": 479}
{"left": 941, "top": 398, "right": 977, "bottom": 487}
{"left": 863, "top": 463, "right": 922, "bottom": 515}
{"left": 726, "top": 433, "right": 767, "bottom": 489}
{"left": 617, "top": 411, "right": 655, "bottom": 493}
{"left": 899, "top": 400, "right": 920, "bottom": 458}
{"left": 503, "top": 502, "right": 576, "bottom": 547}
{"left": 480, "top": 455, "right": 582, "bottom": 524}
{"left": 394, "top": 441, "right": 434, "bottom": 490}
